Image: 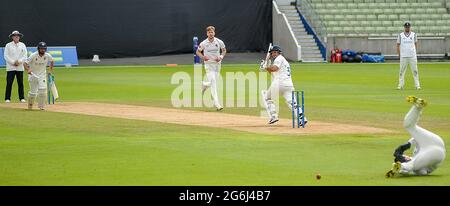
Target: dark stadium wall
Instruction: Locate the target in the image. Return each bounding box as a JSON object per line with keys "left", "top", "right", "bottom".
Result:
{"left": 0, "top": 0, "right": 272, "bottom": 58}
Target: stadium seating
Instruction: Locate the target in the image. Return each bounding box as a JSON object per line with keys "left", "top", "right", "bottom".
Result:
{"left": 306, "top": 0, "right": 450, "bottom": 36}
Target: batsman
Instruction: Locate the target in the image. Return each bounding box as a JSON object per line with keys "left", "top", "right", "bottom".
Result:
{"left": 260, "top": 45, "right": 307, "bottom": 125}
{"left": 24, "top": 42, "right": 54, "bottom": 110}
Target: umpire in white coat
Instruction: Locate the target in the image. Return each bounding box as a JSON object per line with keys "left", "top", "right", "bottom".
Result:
{"left": 3, "top": 31, "right": 27, "bottom": 103}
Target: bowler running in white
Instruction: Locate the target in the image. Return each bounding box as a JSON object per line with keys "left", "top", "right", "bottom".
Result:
{"left": 260, "top": 45, "right": 307, "bottom": 125}
{"left": 386, "top": 96, "right": 446, "bottom": 177}
{"left": 196, "top": 26, "right": 226, "bottom": 111}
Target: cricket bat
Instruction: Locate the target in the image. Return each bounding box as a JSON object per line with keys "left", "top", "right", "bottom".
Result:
{"left": 263, "top": 43, "right": 272, "bottom": 68}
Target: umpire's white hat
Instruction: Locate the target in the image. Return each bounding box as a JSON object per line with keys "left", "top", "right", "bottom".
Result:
{"left": 8, "top": 30, "right": 24, "bottom": 38}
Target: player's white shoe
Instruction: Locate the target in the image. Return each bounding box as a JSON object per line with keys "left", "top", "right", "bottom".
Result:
{"left": 397, "top": 86, "right": 403, "bottom": 90}
{"left": 268, "top": 116, "right": 279, "bottom": 124}
{"left": 5, "top": 99, "right": 10, "bottom": 103}
{"left": 216, "top": 106, "right": 223, "bottom": 111}
{"left": 416, "top": 86, "right": 421, "bottom": 90}
{"left": 20, "top": 99, "right": 26, "bottom": 103}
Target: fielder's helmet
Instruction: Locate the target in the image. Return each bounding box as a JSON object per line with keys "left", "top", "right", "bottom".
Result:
{"left": 37, "top": 42, "right": 47, "bottom": 50}
{"left": 269, "top": 45, "right": 282, "bottom": 53}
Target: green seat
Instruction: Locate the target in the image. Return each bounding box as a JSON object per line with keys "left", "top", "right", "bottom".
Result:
{"left": 407, "top": 0, "right": 417, "bottom": 3}
{"left": 338, "top": 21, "right": 348, "bottom": 27}
{"left": 425, "top": 8, "right": 437, "bottom": 14}
{"left": 366, "top": 15, "right": 377, "bottom": 21}
{"left": 329, "top": 27, "right": 342, "bottom": 34}
{"left": 343, "top": 27, "right": 354, "bottom": 34}
{"left": 348, "top": 21, "right": 360, "bottom": 26}
{"left": 436, "top": 20, "right": 446, "bottom": 26}
{"left": 383, "top": 8, "right": 394, "bottom": 14}
{"left": 314, "top": 3, "right": 325, "bottom": 9}
{"left": 364, "top": 26, "right": 376, "bottom": 33}
{"left": 388, "top": 14, "right": 397, "bottom": 20}
{"left": 425, "top": 20, "right": 435, "bottom": 26}
{"left": 354, "top": 27, "right": 365, "bottom": 34}
{"left": 388, "top": 3, "right": 397, "bottom": 8}
{"left": 436, "top": 8, "right": 447, "bottom": 13}
{"left": 397, "top": 0, "right": 406, "bottom": 2}
{"left": 360, "top": 21, "right": 371, "bottom": 27}
{"left": 414, "top": 20, "right": 427, "bottom": 26}
{"left": 429, "top": 14, "right": 442, "bottom": 20}
{"left": 399, "top": 14, "right": 409, "bottom": 21}
{"left": 378, "top": 14, "right": 389, "bottom": 20}
{"left": 410, "top": 15, "right": 422, "bottom": 21}
{"left": 353, "top": 0, "right": 364, "bottom": 3}
{"left": 385, "top": 0, "right": 396, "bottom": 3}
{"left": 325, "top": 3, "right": 336, "bottom": 9}
{"left": 360, "top": 9, "right": 372, "bottom": 14}
{"left": 327, "top": 21, "right": 339, "bottom": 27}
{"left": 393, "top": 20, "right": 404, "bottom": 27}
{"left": 387, "top": 27, "right": 399, "bottom": 34}
{"left": 371, "top": 9, "right": 383, "bottom": 14}
{"left": 357, "top": 3, "right": 366, "bottom": 9}
{"left": 430, "top": 2, "right": 443, "bottom": 8}
{"left": 369, "top": 21, "right": 382, "bottom": 26}
{"left": 336, "top": 4, "right": 347, "bottom": 9}
{"left": 347, "top": 4, "right": 358, "bottom": 9}
{"left": 356, "top": 15, "right": 366, "bottom": 20}
{"left": 344, "top": 15, "right": 355, "bottom": 20}
{"left": 429, "top": 26, "right": 441, "bottom": 34}
{"left": 375, "top": 27, "right": 388, "bottom": 34}
{"left": 394, "top": 8, "right": 404, "bottom": 14}
{"left": 335, "top": 15, "right": 345, "bottom": 21}
{"left": 321, "top": 15, "right": 334, "bottom": 21}
{"left": 405, "top": 8, "right": 415, "bottom": 13}
{"left": 381, "top": 21, "right": 392, "bottom": 27}
{"left": 364, "top": 0, "right": 375, "bottom": 3}
{"left": 399, "top": 3, "right": 409, "bottom": 8}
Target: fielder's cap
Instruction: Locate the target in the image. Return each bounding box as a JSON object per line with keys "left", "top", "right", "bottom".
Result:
{"left": 404, "top": 22, "right": 411, "bottom": 27}
{"left": 8, "top": 30, "right": 23, "bottom": 38}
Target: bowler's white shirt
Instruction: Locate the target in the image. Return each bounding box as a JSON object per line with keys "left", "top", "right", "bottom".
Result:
{"left": 4, "top": 41, "right": 27, "bottom": 71}
{"left": 397, "top": 32, "right": 417, "bottom": 58}
{"left": 25, "top": 52, "right": 53, "bottom": 77}
{"left": 198, "top": 37, "right": 225, "bottom": 64}
{"left": 272, "top": 55, "right": 293, "bottom": 86}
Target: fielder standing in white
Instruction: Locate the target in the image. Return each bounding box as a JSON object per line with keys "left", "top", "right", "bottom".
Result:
{"left": 196, "top": 26, "right": 226, "bottom": 111}
{"left": 260, "top": 45, "right": 307, "bottom": 125}
{"left": 397, "top": 22, "right": 420, "bottom": 90}
{"left": 24, "top": 42, "right": 54, "bottom": 110}
{"left": 386, "top": 96, "right": 445, "bottom": 177}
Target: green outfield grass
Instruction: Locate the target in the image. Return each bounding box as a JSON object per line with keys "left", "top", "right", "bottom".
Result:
{"left": 0, "top": 62, "right": 449, "bottom": 185}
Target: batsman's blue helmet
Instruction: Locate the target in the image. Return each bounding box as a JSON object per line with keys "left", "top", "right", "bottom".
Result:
{"left": 269, "top": 45, "right": 282, "bottom": 53}
{"left": 37, "top": 42, "right": 47, "bottom": 50}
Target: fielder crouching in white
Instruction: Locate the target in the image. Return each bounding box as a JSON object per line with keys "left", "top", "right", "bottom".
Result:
{"left": 260, "top": 45, "right": 307, "bottom": 125}
{"left": 24, "top": 42, "right": 54, "bottom": 110}
{"left": 386, "top": 96, "right": 446, "bottom": 177}
{"left": 196, "top": 26, "right": 226, "bottom": 111}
